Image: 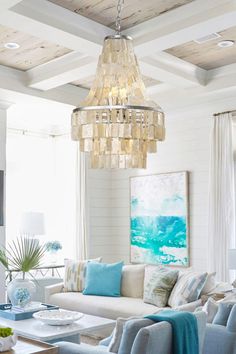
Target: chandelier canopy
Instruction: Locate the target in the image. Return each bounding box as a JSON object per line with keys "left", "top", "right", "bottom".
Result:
{"left": 71, "top": 2, "right": 165, "bottom": 169}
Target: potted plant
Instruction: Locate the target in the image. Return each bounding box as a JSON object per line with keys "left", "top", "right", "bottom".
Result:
{"left": 0, "top": 237, "right": 45, "bottom": 307}
{"left": 0, "top": 327, "right": 17, "bottom": 352}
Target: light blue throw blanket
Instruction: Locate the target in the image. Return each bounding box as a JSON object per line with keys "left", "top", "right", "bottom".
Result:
{"left": 145, "top": 310, "right": 199, "bottom": 354}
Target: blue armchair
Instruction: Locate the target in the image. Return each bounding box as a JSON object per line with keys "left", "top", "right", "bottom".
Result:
{"left": 56, "top": 312, "right": 206, "bottom": 354}
{"left": 203, "top": 304, "right": 236, "bottom": 354}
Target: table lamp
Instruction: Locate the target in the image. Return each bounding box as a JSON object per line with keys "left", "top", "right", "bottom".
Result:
{"left": 19, "top": 212, "right": 45, "bottom": 238}
{"left": 229, "top": 249, "right": 236, "bottom": 288}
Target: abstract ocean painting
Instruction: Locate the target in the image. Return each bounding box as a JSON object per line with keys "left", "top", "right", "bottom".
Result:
{"left": 130, "top": 172, "right": 189, "bottom": 266}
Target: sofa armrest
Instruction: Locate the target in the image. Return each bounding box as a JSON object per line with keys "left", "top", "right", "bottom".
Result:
{"left": 174, "top": 299, "right": 202, "bottom": 312}
{"left": 45, "top": 282, "right": 64, "bottom": 303}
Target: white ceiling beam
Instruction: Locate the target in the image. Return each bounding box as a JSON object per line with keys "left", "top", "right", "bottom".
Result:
{"left": 0, "top": 0, "right": 23, "bottom": 11}
{"left": 0, "top": 65, "right": 87, "bottom": 106}
{"left": 28, "top": 53, "right": 96, "bottom": 90}
{"left": 129, "top": 0, "right": 236, "bottom": 56}
{"left": 0, "top": 0, "right": 112, "bottom": 55}
{"left": 140, "top": 52, "right": 206, "bottom": 87}
{"left": 149, "top": 63, "right": 236, "bottom": 105}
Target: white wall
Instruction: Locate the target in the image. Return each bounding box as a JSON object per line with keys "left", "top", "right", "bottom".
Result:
{"left": 87, "top": 169, "right": 112, "bottom": 262}
{"left": 0, "top": 107, "right": 7, "bottom": 301}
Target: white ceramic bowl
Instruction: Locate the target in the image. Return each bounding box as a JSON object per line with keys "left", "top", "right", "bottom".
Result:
{"left": 33, "top": 309, "right": 83, "bottom": 326}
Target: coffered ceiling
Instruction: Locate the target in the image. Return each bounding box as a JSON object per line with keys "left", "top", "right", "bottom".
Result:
{"left": 47, "top": 0, "right": 193, "bottom": 29}
{"left": 0, "top": 0, "right": 236, "bottom": 109}
{"left": 0, "top": 25, "right": 71, "bottom": 71}
{"left": 166, "top": 26, "right": 236, "bottom": 70}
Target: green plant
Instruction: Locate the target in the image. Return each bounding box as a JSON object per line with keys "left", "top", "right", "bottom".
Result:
{"left": 0, "top": 327, "right": 13, "bottom": 338}
{"left": 0, "top": 237, "right": 46, "bottom": 279}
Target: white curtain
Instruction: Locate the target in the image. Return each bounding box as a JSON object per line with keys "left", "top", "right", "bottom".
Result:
{"left": 208, "top": 113, "right": 235, "bottom": 281}
{"left": 75, "top": 145, "right": 88, "bottom": 260}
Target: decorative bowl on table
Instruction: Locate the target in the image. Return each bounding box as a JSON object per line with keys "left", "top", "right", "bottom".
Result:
{"left": 33, "top": 309, "right": 83, "bottom": 325}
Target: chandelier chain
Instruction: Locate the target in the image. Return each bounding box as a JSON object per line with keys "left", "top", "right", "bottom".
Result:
{"left": 115, "top": 0, "right": 124, "bottom": 34}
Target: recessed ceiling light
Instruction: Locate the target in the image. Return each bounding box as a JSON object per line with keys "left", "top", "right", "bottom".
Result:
{"left": 217, "top": 40, "right": 235, "bottom": 48}
{"left": 4, "top": 42, "right": 20, "bottom": 49}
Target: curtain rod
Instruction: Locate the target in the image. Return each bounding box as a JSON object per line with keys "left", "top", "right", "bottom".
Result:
{"left": 213, "top": 110, "right": 236, "bottom": 116}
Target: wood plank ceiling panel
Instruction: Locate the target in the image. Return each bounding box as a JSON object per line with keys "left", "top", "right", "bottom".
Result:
{"left": 48, "top": 0, "right": 193, "bottom": 29}
{"left": 0, "top": 25, "right": 71, "bottom": 71}
{"left": 71, "top": 75, "right": 161, "bottom": 89}
{"left": 166, "top": 26, "right": 236, "bottom": 70}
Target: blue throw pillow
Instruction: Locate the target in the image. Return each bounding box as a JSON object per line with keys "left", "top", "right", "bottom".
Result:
{"left": 83, "top": 261, "right": 124, "bottom": 297}
{"left": 213, "top": 302, "right": 235, "bottom": 326}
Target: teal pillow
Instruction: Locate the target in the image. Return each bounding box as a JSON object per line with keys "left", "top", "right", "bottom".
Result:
{"left": 213, "top": 302, "right": 235, "bottom": 326}
{"left": 83, "top": 261, "right": 124, "bottom": 297}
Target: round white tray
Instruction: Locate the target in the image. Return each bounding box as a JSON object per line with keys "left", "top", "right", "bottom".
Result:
{"left": 33, "top": 309, "right": 84, "bottom": 326}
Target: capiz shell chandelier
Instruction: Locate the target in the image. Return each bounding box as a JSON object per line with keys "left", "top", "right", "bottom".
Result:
{"left": 71, "top": 0, "right": 165, "bottom": 169}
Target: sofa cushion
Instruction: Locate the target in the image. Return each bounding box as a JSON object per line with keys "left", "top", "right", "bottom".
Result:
{"left": 168, "top": 271, "right": 207, "bottom": 307}
{"left": 213, "top": 302, "right": 235, "bottom": 326}
{"left": 201, "top": 272, "right": 217, "bottom": 295}
{"left": 83, "top": 262, "right": 123, "bottom": 297}
{"left": 143, "top": 265, "right": 179, "bottom": 307}
{"left": 121, "top": 264, "right": 145, "bottom": 298}
{"left": 47, "top": 292, "right": 165, "bottom": 319}
{"left": 202, "top": 297, "right": 219, "bottom": 323}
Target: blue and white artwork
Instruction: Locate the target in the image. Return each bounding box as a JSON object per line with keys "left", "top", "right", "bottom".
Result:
{"left": 130, "top": 172, "right": 189, "bottom": 266}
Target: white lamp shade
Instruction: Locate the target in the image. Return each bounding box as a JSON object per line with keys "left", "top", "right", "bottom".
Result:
{"left": 229, "top": 249, "right": 236, "bottom": 270}
{"left": 20, "top": 212, "right": 45, "bottom": 236}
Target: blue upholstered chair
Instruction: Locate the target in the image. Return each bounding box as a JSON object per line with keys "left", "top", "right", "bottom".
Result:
{"left": 203, "top": 304, "right": 236, "bottom": 354}
{"left": 56, "top": 312, "right": 206, "bottom": 354}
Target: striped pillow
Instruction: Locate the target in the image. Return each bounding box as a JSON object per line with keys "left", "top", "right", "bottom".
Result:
{"left": 64, "top": 258, "right": 102, "bottom": 292}
{"left": 168, "top": 271, "right": 207, "bottom": 307}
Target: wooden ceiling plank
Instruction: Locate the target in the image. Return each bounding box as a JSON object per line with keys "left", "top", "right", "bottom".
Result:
{"left": 47, "top": 0, "right": 193, "bottom": 30}
{"left": 166, "top": 26, "right": 236, "bottom": 70}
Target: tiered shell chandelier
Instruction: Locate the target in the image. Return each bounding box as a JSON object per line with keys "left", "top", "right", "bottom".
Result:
{"left": 71, "top": 0, "right": 165, "bottom": 169}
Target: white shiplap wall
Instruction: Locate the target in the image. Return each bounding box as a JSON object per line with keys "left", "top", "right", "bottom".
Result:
{"left": 0, "top": 107, "right": 6, "bottom": 301}
{"left": 87, "top": 168, "right": 113, "bottom": 262}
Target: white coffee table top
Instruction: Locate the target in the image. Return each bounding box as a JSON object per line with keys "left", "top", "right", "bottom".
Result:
{"left": 0, "top": 312, "right": 115, "bottom": 342}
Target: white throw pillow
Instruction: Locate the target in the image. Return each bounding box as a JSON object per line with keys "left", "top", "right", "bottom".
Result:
{"left": 64, "top": 257, "right": 102, "bottom": 292}
{"left": 201, "top": 272, "right": 216, "bottom": 295}
{"left": 121, "top": 264, "right": 145, "bottom": 298}
{"left": 168, "top": 271, "right": 207, "bottom": 307}
{"left": 202, "top": 298, "right": 219, "bottom": 323}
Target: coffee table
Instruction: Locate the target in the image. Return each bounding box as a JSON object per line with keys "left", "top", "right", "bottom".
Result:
{"left": 0, "top": 312, "right": 115, "bottom": 344}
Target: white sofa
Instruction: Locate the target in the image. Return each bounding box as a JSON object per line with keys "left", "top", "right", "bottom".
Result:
{"left": 45, "top": 264, "right": 202, "bottom": 320}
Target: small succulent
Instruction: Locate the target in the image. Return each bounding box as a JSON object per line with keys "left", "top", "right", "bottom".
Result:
{"left": 46, "top": 241, "right": 62, "bottom": 252}
{"left": 0, "top": 327, "right": 14, "bottom": 338}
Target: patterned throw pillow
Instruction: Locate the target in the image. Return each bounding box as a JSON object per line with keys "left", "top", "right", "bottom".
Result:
{"left": 64, "top": 258, "right": 101, "bottom": 292}
{"left": 168, "top": 271, "right": 208, "bottom": 307}
{"left": 143, "top": 266, "right": 179, "bottom": 307}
